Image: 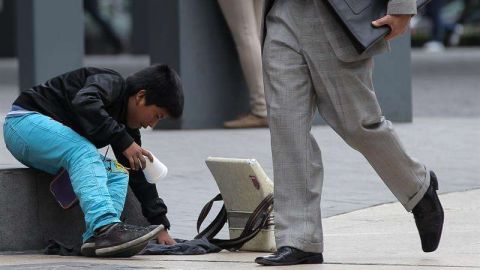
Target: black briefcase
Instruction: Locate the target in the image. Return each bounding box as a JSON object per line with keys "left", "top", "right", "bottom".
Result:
{"left": 325, "top": 0, "right": 431, "bottom": 53}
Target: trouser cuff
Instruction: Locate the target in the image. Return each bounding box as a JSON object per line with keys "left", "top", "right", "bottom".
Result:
{"left": 275, "top": 235, "right": 324, "bottom": 253}
{"left": 404, "top": 170, "right": 431, "bottom": 212}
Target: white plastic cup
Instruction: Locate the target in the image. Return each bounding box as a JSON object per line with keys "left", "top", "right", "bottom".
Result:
{"left": 142, "top": 154, "right": 168, "bottom": 184}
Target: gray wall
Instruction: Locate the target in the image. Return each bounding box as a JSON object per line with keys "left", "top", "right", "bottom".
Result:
{"left": 13, "top": 0, "right": 412, "bottom": 128}
{"left": 373, "top": 34, "right": 413, "bottom": 122}
{"left": 131, "top": 0, "right": 149, "bottom": 55}
{"left": 16, "top": 0, "right": 84, "bottom": 91}
{"left": 149, "top": 0, "right": 413, "bottom": 129}
{"left": 0, "top": 0, "right": 16, "bottom": 57}
{"left": 149, "top": 0, "right": 250, "bottom": 129}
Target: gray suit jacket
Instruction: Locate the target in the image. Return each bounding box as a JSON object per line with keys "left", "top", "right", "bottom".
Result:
{"left": 261, "top": 0, "right": 417, "bottom": 62}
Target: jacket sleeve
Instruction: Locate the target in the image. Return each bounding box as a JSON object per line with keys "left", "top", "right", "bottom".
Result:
{"left": 387, "top": 0, "right": 417, "bottom": 15}
{"left": 71, "top": 73, "right": 134, "bottom": 152}
{"left": 113, "top": 128, "right": 171, "bottom": 229}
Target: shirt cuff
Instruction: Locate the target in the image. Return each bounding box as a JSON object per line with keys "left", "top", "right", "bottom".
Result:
{"left": 387, "top": 1, "right": 417, "bottom": 15}
{"left": 111, "top": 130, "right": 134, "bottom": 154}
{"left": 149, "top": 214, "right": 171, "bottom": 230}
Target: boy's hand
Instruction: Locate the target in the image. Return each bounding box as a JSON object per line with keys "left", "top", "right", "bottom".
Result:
{"left": 156, "top": 230, "right": 176, "bottom": 245}
{"left": 122, "top": 142, "right": 154, "bottom": 170}
{"left": 372, "top": 14, "right": 412, "bottom": 41}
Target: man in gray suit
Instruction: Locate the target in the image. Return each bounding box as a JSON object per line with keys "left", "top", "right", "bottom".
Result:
{"left": 256, "top": 0, "right": 444, "bottom": 266}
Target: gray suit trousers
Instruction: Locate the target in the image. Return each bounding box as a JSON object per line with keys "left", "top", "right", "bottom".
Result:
{"left": 263, "top": 0, "right": 429, "bottom": 253}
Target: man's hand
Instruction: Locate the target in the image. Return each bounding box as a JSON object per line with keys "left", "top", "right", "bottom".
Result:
{"left": 372, "top": 14, "right": 412, "bottom": 41}
{"left": 156, "top": 229, "right": 176, "bottom": 245}
{"left": 122, "top": 142, "right": 153, "bottom": 171}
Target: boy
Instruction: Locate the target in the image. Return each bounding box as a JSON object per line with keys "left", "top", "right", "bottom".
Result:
{"left": 3, "top": 64, "right": 183, "bottom": 257}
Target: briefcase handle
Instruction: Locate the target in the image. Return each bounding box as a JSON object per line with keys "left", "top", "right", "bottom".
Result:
{"left": 194, "top": 193, "right": 274, "bottom": 251}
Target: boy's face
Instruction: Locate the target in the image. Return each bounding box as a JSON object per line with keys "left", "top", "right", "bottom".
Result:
{"left": 127, "top": 90, "right": 170, "bottom": 129}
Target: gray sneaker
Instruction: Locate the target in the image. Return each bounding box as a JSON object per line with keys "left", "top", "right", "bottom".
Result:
{"left": 80, "top": 237, "right": 96, "bottom": 257}
{"left": 92, "top": 223, "right": 164, "bottom": 257}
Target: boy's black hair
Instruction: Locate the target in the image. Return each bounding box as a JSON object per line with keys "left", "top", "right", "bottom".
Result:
{"left": 126, "top": 64, "right": 184, "bottom": 118}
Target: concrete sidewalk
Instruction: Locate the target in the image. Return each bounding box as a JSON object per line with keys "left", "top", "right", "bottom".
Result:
{"left": 0, "top": 189, "right": 478, "bottom": 269}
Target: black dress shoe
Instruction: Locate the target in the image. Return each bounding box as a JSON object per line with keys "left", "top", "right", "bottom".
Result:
{"left": 255, "top": 246, "right": 323, "bottom": 266}
{"left": 412, "top": 171, "right": 444, "bottom": 252}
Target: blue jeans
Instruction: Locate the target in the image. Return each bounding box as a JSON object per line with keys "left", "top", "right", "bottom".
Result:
{"left": 3, "top": 113, "right": 129, "bottom": 242}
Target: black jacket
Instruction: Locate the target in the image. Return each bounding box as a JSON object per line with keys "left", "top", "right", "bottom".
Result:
{"left": 14, "top": 67, "right": 170, "bottom": 229}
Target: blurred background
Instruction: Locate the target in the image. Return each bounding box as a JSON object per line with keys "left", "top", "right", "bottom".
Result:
{"left": 1, "top": 0, "right": 479, "bottom": 57}
{"left": 412, "top": 0, "right": 480, "bottom": 49}
{"left": 0, "top": 0, "right": 478, "bottom": 129}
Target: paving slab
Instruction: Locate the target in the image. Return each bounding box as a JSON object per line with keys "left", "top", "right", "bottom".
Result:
{"left": 0, "top": 189, "right": 478, "bottom": 269}
{"left": 322, "top": 189, "right": 480, "bottom": 269}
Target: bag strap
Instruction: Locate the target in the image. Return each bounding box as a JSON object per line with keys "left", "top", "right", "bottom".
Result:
{"left": 194, "top": 194, "right": 227, "bottom": 240}
{"left": 194, "top": 193, "right": 274, "bottom": 251}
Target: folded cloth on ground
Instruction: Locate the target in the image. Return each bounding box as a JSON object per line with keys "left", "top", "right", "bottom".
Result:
{"left": 44, "top": 239, "right": 81, "bottom": 256}
{"left": 140, "top": 238, "right": 222, "bottom": 255}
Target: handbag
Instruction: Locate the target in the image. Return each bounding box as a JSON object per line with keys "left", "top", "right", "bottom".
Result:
{"left": 325, "top": 0, "right": 431, "bottom": 53}
{"left": 194, "top": 157, "right": 276, "bottom": 252}
{"left": 50, "top": 168, "right": 79, "bottom": 210}
{"left": 49, "top": 148, "right": 114, "bottom": 210}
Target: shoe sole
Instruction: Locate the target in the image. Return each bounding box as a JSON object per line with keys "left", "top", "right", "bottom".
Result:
{"left": 104, "top": 240, "right": 150, "bottom": 258}
{"left": 255, "top": 255, "right": 324, "bottom": 266}
{"left": 95, "top": 224, "right": 164, "bottom": 257}
{"left": 83, "top": 239, "right": 150, "bottom": 258}
{"left": 80, "top": 242, "right": 96, "bottom": 257}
